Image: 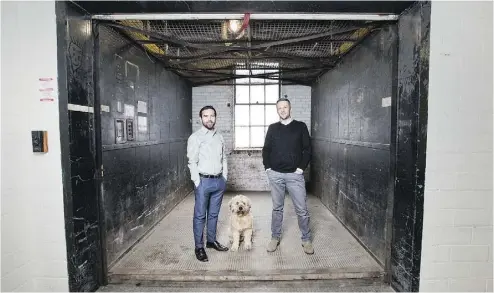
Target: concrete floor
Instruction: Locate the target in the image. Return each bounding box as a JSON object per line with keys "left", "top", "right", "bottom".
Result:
{"left": 107, "top": 191, "right": 384, "bottom": 285}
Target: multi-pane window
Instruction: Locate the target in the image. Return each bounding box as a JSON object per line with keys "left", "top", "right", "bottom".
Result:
{"left": 234, "top": 64, "right": 280, "bottom": 149}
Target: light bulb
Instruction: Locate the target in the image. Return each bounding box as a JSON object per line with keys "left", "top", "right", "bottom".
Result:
{"left": 228, "top": 19, "right": 242, "bottom": 33}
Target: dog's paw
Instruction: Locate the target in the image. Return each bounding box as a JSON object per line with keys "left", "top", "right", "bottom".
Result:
{"left": 244, "top": 242, "right": 252, "bottom": 250}
{"left": 230, "top": 245, "right": 239, "bottom": 252}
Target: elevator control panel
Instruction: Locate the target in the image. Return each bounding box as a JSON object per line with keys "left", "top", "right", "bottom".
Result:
{"left": 32, "top": 130, "right": 48, "bottom": 153}
{"left": 126, "top": 119, "right": 134, "bottom": 141}
{"left": 115, "top": 119, "right": 125, "bottom": 144}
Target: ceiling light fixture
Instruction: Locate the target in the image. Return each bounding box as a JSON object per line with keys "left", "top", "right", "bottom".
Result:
{"left": 228, "top": 19, "right": 242, "bottom": 34}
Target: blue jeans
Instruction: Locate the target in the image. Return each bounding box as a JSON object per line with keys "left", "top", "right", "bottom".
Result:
{"left": 193, "top": 176, "right": 226, "bottom": 248}
{"left": 266, "top": 169, "right": 311, "bottom": 242}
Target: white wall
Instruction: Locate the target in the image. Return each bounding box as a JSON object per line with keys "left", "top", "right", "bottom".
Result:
{"left": 1, "top": 1, "right": 69, "bottom": 291}
{"left": 192, "top": 85, "right": 311, "bottom": 191}
{"left": 420, "top": 1, "right": 493, "bottom": 292}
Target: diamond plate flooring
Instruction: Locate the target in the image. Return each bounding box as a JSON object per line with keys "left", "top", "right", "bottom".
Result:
{"left": 108, "top": 192, "right": 383, "bottom": 283}
{"left": 99, "top": 280, "right": 394, "bottom": 292}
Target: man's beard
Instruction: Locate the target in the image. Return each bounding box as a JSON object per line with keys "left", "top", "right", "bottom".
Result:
{"left": 203, "top": 121, "right": 215, "bottom": 130}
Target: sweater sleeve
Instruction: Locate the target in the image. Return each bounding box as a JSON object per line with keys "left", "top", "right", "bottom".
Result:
{"left": 262, "top": 124, "right": 273, "bottom": 170}
{"left": 298, "top": 122, "right": 311, "bottom": 170}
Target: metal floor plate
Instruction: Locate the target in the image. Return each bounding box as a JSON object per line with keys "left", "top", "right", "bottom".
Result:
{"left": 99, "top": 280, "right": 394, "bottom": 292}
{"left": 109, "top": 192, "right": 383, "bottom": 282}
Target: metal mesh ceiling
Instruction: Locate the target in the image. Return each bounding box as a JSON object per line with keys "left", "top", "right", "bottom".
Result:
{"left": 100, "top": 18, "right": 384, "bottom": 86}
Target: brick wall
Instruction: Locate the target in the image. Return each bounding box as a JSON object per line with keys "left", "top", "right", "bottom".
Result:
{"left": 1, "top": 1, "right": 69, "bottom": 291}
{"left": 419, "top": 1, "right": 493, "bottom": 291}
{"left": 191, "top": 85, "right": 311, "bottom": 191}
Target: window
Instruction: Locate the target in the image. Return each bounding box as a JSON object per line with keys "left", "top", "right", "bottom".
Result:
{"left": 234, "top": 64, "right": 280, "bottom": 149}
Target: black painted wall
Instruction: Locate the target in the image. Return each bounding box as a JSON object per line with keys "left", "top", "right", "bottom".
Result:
{"left": 310, "top": 3, "right": 430, "bottom": 291}
{"left": 97, "top": 25, "right": 193, "bottom": 266}
{"left": 310, "top": 26, "right": 397, "bottom": 264}
{"left": 391, "top": 2, "right": 430, "bottom": 292}
{"left": 56, "top": 2, "right": 102, "bottom": 291}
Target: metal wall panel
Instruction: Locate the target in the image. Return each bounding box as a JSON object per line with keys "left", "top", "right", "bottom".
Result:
{"left": 311, "top": 25, "right": 397, "bottom": 265}
{"left": 97, "top": 25, "right": 193, "bottom": 266}
{"left": 391, "top": 2, "right": 430, "bottom": 292}
{"left": 57, "top": 2, "right": 102, "bottom": 291}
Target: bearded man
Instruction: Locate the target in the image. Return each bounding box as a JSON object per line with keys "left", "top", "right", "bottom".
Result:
{"left": 187, "top": 105, "right": 229, "bottom": 262}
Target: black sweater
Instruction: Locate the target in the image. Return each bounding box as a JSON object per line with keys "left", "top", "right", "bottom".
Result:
{"left": 262, "top": 120, "right": 311, "bottom": 173}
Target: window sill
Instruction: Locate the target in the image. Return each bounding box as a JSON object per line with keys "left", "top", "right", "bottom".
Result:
{"left": 231, "top": 148, "right": 263, "bottom": 154}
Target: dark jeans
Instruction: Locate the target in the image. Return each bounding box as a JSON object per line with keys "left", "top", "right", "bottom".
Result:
{"left": 193, "top": 176, "right": 226, "bottom": 248}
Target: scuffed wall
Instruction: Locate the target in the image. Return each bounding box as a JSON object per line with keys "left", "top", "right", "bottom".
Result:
{"left": 310, "top": 25, "right": 397, "bottom": 264}
{"left": 57, "top": 2, "right": 102, "bottom": 291}
{"left": 98, "top": 26, "right": 193, "bottom": 266}
{"left": 391, "top": 2, "right": 430, "bottom": 291}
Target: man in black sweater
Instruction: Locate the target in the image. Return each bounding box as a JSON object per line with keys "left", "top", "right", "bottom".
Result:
{"left": 262, "top": 98, "right": 313, "bottom": 254}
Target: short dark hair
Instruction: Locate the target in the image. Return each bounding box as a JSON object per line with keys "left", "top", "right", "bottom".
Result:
{"left": 199, "top": 105, "right": 217, "bottom": 117}
{"left": 276, "top": 98, "right": 291, "bottom": 106}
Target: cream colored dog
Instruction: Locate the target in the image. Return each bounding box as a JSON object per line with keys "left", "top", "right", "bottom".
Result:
{"left": 228, "top": 194, "right": 254, "bottom": 251}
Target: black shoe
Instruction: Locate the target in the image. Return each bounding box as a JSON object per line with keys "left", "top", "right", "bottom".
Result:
{"left": 195, "top": 247, "right": 208, "bottom": 262}
{"left": 206, "top": 241, "right": 229, "bottom": 251}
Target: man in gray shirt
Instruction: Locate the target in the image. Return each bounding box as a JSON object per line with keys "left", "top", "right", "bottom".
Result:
{"left": 187, "top": 105, "right": 229, "bottom": 262}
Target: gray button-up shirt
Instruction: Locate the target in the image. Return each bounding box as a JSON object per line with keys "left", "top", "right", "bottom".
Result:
{"left": 186, "top": 126, "right": 228, "bottom": 186}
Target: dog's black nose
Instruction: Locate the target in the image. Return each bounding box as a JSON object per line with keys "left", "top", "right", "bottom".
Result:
{"left": 239, "top": 206, "right": 243, "bottom": 211}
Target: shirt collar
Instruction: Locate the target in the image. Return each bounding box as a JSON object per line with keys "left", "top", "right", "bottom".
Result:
{"left": 201, "top": 125, "right": 217, "bottom": 135}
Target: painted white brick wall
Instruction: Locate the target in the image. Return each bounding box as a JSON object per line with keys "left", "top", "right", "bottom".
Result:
{"left": 420, "top": 1, "right": 493, "bottom": 292}
{"left": 281, "top": 85, "right": 312, "bottom": 136}
{"left": 191, "top": 85, "right": 311, "bottom": 191}
{"left": 1, "top": 1, "right": 69, "bottom": 291}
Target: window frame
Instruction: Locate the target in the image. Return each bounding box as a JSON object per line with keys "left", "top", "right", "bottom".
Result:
{"left": 233, "top": 65, "right": 281, "bottom": 150}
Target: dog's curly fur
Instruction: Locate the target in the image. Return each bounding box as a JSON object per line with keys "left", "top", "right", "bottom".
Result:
{"left": 228, "top": 194, "right": 254, "bottom": 251}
